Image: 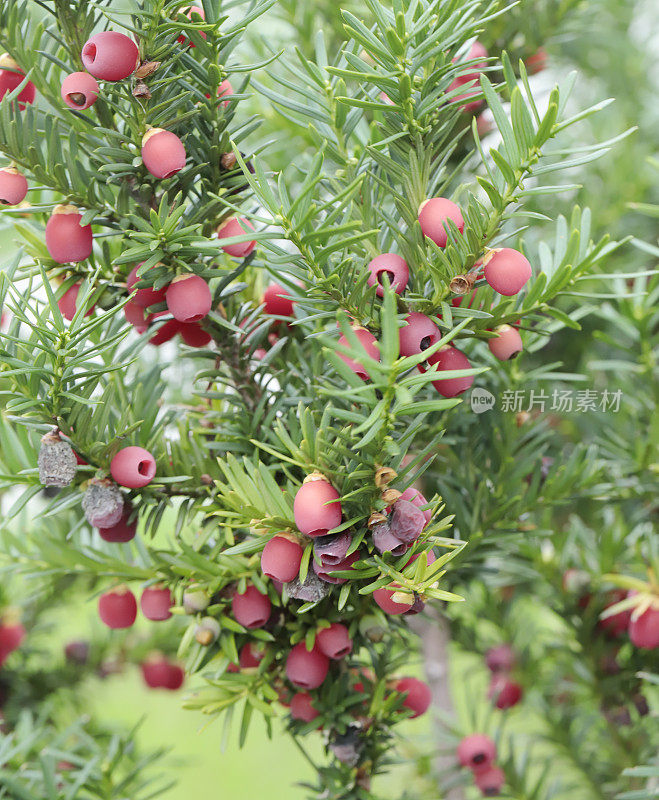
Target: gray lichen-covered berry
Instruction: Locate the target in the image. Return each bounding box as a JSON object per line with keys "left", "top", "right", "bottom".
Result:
{"left": 38, "top": 430, "right": 77, "bottom": 487}
{"left": 82, "top": 478, "right": 124, "bottom": 528}
{"left": 285, "top": 570, "right": 331, "bottom": 602}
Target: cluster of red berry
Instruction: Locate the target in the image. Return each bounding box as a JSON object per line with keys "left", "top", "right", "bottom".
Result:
{"left": 457, "top": 733, "right": 505, "bottom": 796}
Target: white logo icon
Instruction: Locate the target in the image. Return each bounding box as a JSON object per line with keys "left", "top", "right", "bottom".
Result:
{"left": 470, "top": 388, "right": 495, "bottom": 414}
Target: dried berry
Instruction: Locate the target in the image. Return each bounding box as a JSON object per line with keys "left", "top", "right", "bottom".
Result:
{"left": 82, "top": 478, "right": 124, "bottom": 528}
{"left": 38, "top": 430, "right": 77, "bottom": 487}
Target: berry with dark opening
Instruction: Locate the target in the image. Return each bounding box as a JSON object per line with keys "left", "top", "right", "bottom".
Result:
{"left": 110, "top": 446, "right": 156, "bottom": 488}
{"left": 474, "top": 765, "right": 506, "bottom": 796}
{"left": 82, "top": 478, "right": 124, "bottom": 528}
{"left": 485, "top": 644, "right": 515, "bottom": 674}
{"left": 337, "top": 327, "right": 380, "bottom": 381}
{"left": 81, "top": 32, "right": 139, "bottom": 82}
{"left": 390, "top": 498, "right": 426, "bottom": 544}
{"left": 290, "top": 692, "right": 320, "bottom": 723}
{"left": 261, "top": 533, "right": 303, "bottom": 583}
{"left": 140, "top": 585, "right": 172, "bottom": 621}
{"left": 263, "top": 283, "right": 295, "bottom": 317}
{"left": 426, "top": 346, "right": 474, "bottom": 398}
{"left": 395, "top": 677, "right": 432, "bottom": 718}
{"left": 316, "top": 623, "right": 352, "bottom": 659}
{"left": 0, "top": 54, "right": 36, "bottom": 108}
{"left": 231, "top": 584, "right": 271, "bottom": 628}
{"left": 418, "top": 198, "right": 464, "bottom": 248}
{"left": 166, "top": 274, "right": 212, "bottom": 322}
{"left": 0, "top": 167, "right": 28, "bottom": 205}
{"left": 294, "top": 475, "right": 342, "bottom": 537}
{"left": 216, "top": 217, "right": 256, "bottom": 258}
{"left": 373, "top": 586, "right": 414, "bottom": 615}
{"left": 61, "top": 72, "right": 99, "bottom": 109}
{"left": 488, "top": 324, "right": 523, "bottom": 360}
{"left": 141, "top": 128, "right": 186, "bottom": 179}
{"left": 286, "top": 642, "right": 329, "bottom": 689}
{"left": 488, "top": 674, "right": 523, "bottom": 709}
{"left": 399, "top": 313, "right": 441, "bottom": 357}
{"left": 366, "top": 253, "right": 409, "bottom": 297}
{"left": 483, "top": 248, "right": 532, "bottom": 296}
{"left": 38, "top": 430, "right": 77, "bottom": 487}
{"left": 98, "top": 586, "right": 137, "bottom": 629}
{"left": 46, "top": 205, "right": 93, "bottom": 263}
{"left": 313, "top": 531, "right": 352, "bottom": 566}
{"left": 628, "top": 603, "right": 659, "bottom": 649}
{"left": 372, "top": 522, "right": 407, "bottom": 556}
{"left": 127, "top": 263, "right": 168, "bottom": 308}
{"left": 457, "top": 734, "right": 497, "bottom": 769}
{"left": 313, "top": 550, "right": 359, "bottom": 584}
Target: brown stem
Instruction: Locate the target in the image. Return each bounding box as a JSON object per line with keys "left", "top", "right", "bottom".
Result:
{"left": 410, "top": 607, "right": 465, "bottom": 800}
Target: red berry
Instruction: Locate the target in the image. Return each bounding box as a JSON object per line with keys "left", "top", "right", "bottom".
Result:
{"left": 337, "top": 326, "right": 380, "bottom": 381}
{"left": 57, "top": 283, "right": 94, "bottom": 321}
{"left": 457, "top": 734, "right": 497, "bottom": 769}
{"left": 0, "top": 622, "right": 26, "bottom": 660}
{"left": 485, "top": 644, "right": 515, "bottom": 673}
{"left": 150, "top": 318, "right": 183, "bottom": 345}
{"left": 418, "top": 198, "right": 464, "bottom": 248}
{"left": 110, "top": 446, "right": 156, "bottom": 488}
{"left": 263, "top": 283, "right": 294, "bottom": 317}
{"left": 64, "top": 640, "right": 89, "bottom": 664}
{"left": 124, "top": 300, "right": 152, "bottom": 333}
{"left": 286, "top": 642, "right": 329, "bottom": 690}
{"left": 0, "top": 167, "right": 28, "bottom": 205}
{"left": 166, "top": 274, "right": 212, "bottom": 322}
{"left": 488, "top": 674, "right": 523, "bottom": 709}
{"left": 395, "top": 676, "right": 432, "bottom": 718}
{"left": 177, "top": 5, "right": 207, "bottom": 45}
{"left": 399, "top": 313, "right": 441, "bottom": 357}
{"left": 488, "top": 324, "right": 523, "bottom": 361}
{"left": 141, "top": 654, "right": 171, "bottom": 688}
{"left": 231, "top": 585, "right": 271, "bottom": 629}
{"left": 239, "top": 642, "right": 265, "bottom": 669}
{"left": 474, "top": 765, "right": 505, "bottom": 796}
{"left": 290, "top": 692, "right": 320, "bottom": 723}
{"left": 98, "top": 504, "right": 137, "bottom": 542}
{"left": 217, "top": 79, "right": 233, "bottom": 107}
{"left": 127, "top": 263, "right": 168, "bottom": 308}
{"left": 163, "top": 663, "right": 185, "bottom": 690}
{"left": 81, "top": 32, "right": 139, "bottom": 82}
{"left": 141, "top": 128, "right": 186, "bottom": 179}
{"left": 447, "top": 42, "right": 488, "bottom": 112}
{"left": 216, "top": 217, "right": 256, "bottom": 258}
{"left": 426, "top": 346, "right": 474, "bottom": 398}
{"left": 46, "top": 205, "right": 93, "bottom": 263}
{"left": 313, "top": 550, "right": 359, "bottom": 584}
{"left": 179, "top": 322, "right": 212, "bottom": 347}
{"left": 366, "top": 253, "right": 409, "bottom": 297}
{"left": 398, "top": 487, "right": 432, "bottom": 524}
{"left": 0, "top": 54, "right": 36, "bottom": 108}
{"left": 316, "top": 623, "right": 352, "bottom": 659}
{"left": 61, "top": 71, "right": 99, "bottom": 109}
{"left": 98, "top": 586, "right": 137, "bottom": 629}
{"left": 526, "top": 48, "right": 547, "bottom": 74}
{"left": 483, "top": 248, "right": 532, "bottom": 296}
{"left": 261, "top": 534, "right": 303, "bottom": 582}
{"left": 629, "top": 604, "right": 659, "bottom": 650}
{"left": 373, "top": 586, "right": 413, "bottom": 615}
{"left": 294, "top": 477, "right": 342, "bottom": 538}
{"left": 599, "top": 590, "right": 632, "bottom": 637}
{"left": 140, "top": 585, "right": 173, "bottom": 621}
